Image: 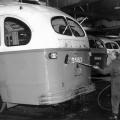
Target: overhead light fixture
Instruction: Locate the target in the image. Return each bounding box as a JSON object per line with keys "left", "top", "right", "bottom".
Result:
{"left": 114, "top": 6, "right": 120, "bottom": 10}
{"left": 114, "top": 1, "right": 120, "bottom": 10}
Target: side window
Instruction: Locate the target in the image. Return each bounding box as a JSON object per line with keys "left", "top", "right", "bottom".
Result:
{"left": 95, "top": 40, "right": 104, "bottom": 48}
{"left": 4, "top": 17, "right": 31, "bottom": 46}
{"left": 67, "top": 18, "right": 85, "bottom": 37}
{"left": 105, "top": 43, "right": 112, "bottom": 49}
{"left": 112, "top": 43, "right": 119, "bottom": 49}
{"left": 51, "top": 16, "right": 72, "bottom": 36}
{"left": 116, "top": 41, "right": 120, "bottom": 46}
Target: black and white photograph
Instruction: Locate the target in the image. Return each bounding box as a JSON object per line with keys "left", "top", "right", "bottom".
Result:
{"left": 0, "top": 0, "right": 120, "bottom": 120}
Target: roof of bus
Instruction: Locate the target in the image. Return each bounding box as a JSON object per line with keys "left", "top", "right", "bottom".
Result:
{"left": 0, "top": 2, "right": 89, "bottom": 51}
{"left": 0, "top": 2, "right": 73, "bottom": 19}
{"left": 98, "top": 37, "right": 118, "bottom": 44}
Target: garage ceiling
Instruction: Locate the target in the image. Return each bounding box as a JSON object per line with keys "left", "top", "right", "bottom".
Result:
{"left": 87, "top": 0, "right": 120, "bottom": 21}
{"left": 48, "top": 0, "right": 120, "bottom": 21}
{"left": 49, "top": 0, "right": 120, "bottom": 32}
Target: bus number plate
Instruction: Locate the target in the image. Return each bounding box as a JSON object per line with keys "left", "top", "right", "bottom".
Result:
{"left": 71, "top": 57, "right": 82, "bottom": 63}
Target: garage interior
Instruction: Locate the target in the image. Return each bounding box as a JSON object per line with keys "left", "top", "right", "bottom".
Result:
{"left": 0, "top": 0, "right": 120, "bottom": 120}
{"left": 50, "top": 0, "right": 120, "bottom": 36}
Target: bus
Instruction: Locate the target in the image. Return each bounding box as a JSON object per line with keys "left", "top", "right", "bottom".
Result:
{"left": 0, "top": 2, "right": 95, "bottom": 112}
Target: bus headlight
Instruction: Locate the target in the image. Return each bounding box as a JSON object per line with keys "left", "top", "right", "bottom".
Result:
{"left": 89, "top": 52, "right": 92, "bottom": 56}
{"left": 48, "top": 52, "right": 57, "bottom": 59}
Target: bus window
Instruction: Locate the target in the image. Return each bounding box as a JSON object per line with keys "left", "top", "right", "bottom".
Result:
{"left": 112, "top": 43, "right": 119, "bottom": 49}
{"left": 95, "top": 40, "right": 104, "bottom": 48}
{"left": 51, "top": 16, "right": 72, "bottom": 36}
{"left": 4, "top": 17, "right": 31, "bottom": 46}
{"left": 67, "top": 18, "right": 85, "bottom": 37}
{"left": 116, "top": 40, "right": 120, "bottom": 46}
{"left": 105, "top": 43, "right": 112, "bottom": 49}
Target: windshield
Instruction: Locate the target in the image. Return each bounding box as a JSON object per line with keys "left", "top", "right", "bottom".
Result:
{"left": 116, "top": 41, "right": 120, "bottom": 46}
{"left": 51, "top": 16, "right": 72, "bottom": 36}
{"left": 67, "top": 18, "right": 85, "bottom": 37}
{"left": 51, "top": 16, "right": 85, "bottom": 37}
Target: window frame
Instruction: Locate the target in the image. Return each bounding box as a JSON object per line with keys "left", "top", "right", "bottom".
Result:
{"left": 4, "top": 16, "right": 32, "bottom": 47}
{"left": 66, "top": 17, "right": 85, "bottom": 37}
{"left": 95, "top": 39, "right": 104, "bottom": 48}
{"left": 105, "top": 42, "right": 112, "bottom": 49}
{"left": 51, "top": 16, "right": 72, "bottom": 36}
{"left": 111, "top": 42, "right": 119, "bottom": 49}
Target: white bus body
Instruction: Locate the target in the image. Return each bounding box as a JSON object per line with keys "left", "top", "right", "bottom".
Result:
{"left": 0, "top": 2, "right": 95, "bottom": 108}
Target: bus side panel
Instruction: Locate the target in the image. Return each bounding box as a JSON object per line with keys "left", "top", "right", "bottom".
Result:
{"left": 0, "top": 50, "right": 48, "bottom": 105}
{"left": 45, "top": 48, "right": 95, "bottom": 104}
{"left": 0, "top": 49, "right": 95, "bottom": 105}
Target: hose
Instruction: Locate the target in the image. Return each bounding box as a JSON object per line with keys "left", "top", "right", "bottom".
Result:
{"left": 97, "top": 84, "right": 111, "bottom": 111}
{"left": 78, "top": 62, "right": 93, "bottom": 67}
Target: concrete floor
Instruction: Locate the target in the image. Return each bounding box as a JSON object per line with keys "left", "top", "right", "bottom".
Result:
{"left": 0, "top": 79, "right": 113, "bottom": 120}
